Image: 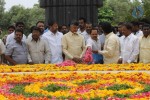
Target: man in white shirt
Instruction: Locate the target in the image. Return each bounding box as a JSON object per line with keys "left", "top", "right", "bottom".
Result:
{"left": 98, "top": 22, "right": 120, "bottom": 64}
{"left": 27, "top": 21, "right": 45, "bottom": 41}
{"left": 6, "top": 22, "right": 26, "bottom": 46}
{"left": 0, "top": 39, "right": 5, "bottom": 64}
{"left": 81, "top": 22, "right": 92, "bottom": 43}
{"left": 86, "top": 28, "right": 103, "bottom": 64}
{"left": 118, "top": 22, "right": 139, "bottom": 64}
{"left": 43, "top": 21, "right": 63, "bottom": 64}
{"left": 139, "top": 23, "right": 150, "bottom": 63}
{"left": 27, "top": 27, "right": 50, "bottom": 64}
{"left": 131, "top": 21, "right": 143, "bottom": 38}
{"left": 78, "top": 17, "right": 86, "bottom": 34}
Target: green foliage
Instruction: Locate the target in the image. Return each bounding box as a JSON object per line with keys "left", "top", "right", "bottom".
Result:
{"left": 114, "top": 93, "right": 131, "bottom": 98}
{"left": 106, "top": 84, "right": 133, "bottom": 91}
{"left": 90, "top": 97, "right": 102, "bottom": 100}
{"left": 0, "top": 3, "right": 45, "bottom": 36}
{"left": 98, "top": 0, "right": 150, "bottom": 24}
{"left": 142, "top": 0, "right": 150, "bottom": 20}
{"left": 78, "top": 80, "right": 97, "bottom": 85}
{"left": 98, "top": 6, "right": 114, "bottom": 23}
{"left": 136, "top": 84, "right": 150, "bottom": 93}
{"left": 42, "top": 84, "right": 70, "bottom": 92}
{"left": 10, "top": 84, "right": 44, "bottom": 97}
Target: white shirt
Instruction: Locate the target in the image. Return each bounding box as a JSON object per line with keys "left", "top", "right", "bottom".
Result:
{"left": 99, "top": 34, "right": 105, "bottom": 48}
{"left": 86, "top": 37, "right": 101, "bottom": 51}
{"left": 135, "top": 30, "right": 143, "bottom": 38}
{"left": 6, "top": 32, "right": 26, "bottom": 46}
{"left": 42, "top": 30, "right": 63, "bottom": 64}
{"left": 0, "top": 39, "right": 5, "bottom": 55}
{"left": 120, "top": 33, "right": 139, "bottom": 63}
{"left": 80, "top": 31, "right": 90, "bottom": 43}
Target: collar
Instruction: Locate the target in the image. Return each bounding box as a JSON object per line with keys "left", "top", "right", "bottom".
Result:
{"left": 70, "top": 31, "right": 79, "bottom": 36}
{"left": 123, "top": 33, "right": 133, "bottom": 40}
{"left": 142, "top": 34, "right": 150, "bottom": 39}
{"left": 105, "top": 32, "right": 114, "bottom": 39}
{"left": 31, "top": 37, "right": 41, "bottom": 42}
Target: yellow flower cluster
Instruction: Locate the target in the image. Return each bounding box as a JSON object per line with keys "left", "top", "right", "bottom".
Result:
{"left": 24, "top": 79, "right": 144, "bottom": 99}
{"left": 0, "top": 63, "right": 150, "bottom": 73}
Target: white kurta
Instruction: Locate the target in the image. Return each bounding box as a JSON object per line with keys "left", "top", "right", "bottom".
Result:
{"left": 43, "top": 30, "right": 63, "bottom": 64}
{"left": 120, "top": 33, "right": 139, "bottom": 63}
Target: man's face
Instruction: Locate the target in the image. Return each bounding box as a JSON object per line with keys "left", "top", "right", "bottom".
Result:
{"left": 37, "top": 22, "right": 45, "bottom": 33}
{"left": 8, "top": 28, "right": 15, "bottom": 34}
{"left": 17, "top": 24, "right": 24, "bottom": 30}
{"left": 122, "top": 26, "right": 131, "bottom": 36}
{"left": 70, "top": 25, "right": 78, "bottom": 33}
{"left": 61, "top": 26, "right": 68, "bottom": 34}
{"left": 142, "top": 26, "right": 150, "bottom": 37}
{"left": 86, "top": 24, "right": 92, "bottom": 34}
{"left": 79, "top": 20, "right": 85, "bottom": 29}
{"left": 90, "top": 30, "right": 98, "bottom": 40}
{"left": 15, "top": 32, "right": 23, "bottom": 42}
{"left": 50, "top": 23, "right": 58, "bottom": 33}
{"left": 132, "top": 25, "right": 138, "bottom": 32}
{"left": 32, "top": 30, "right": 40, "bottom": 41}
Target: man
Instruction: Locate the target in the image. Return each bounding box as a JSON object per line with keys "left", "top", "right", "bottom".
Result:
{"left": 5, "top": 28, "right": 28, "bottom": 65}
{"left": 139, "top": 23, "right": 150, "bottom": 63}
{"left": 131, "top": 21, "right": 143, "bottom": 38}
{"left": 60, "top": 25, "right": 69, "bottom": 35}
{"left": 118, "top": 22, "right": 139, "bottom": 64}
{"left": 6, "top": 22, "right": 26, "bottom": 46}
{"left": 86, "top": 28, "right": 103, "bottom": 64}
{"left": 43, "top": 21, "right": 63, "bottom": 64}
{"left": 0, "top": 39, "right": 5, "bottom": 64}
{"left": 78, "top": 17, "right": 86, "bottom": 34}
{"left": 62, "top": 21, "right": 85, "bottom": 63}
{"left": 27, "top": 21, "right": 45, "bottom": 40}
{"left": 98, "top": 22, "right": 120, "bottom": 64}
{"left": 116, "top": 22, "right": 124, "bottom": 37}
{"left": 2, "top": 25, "right": 15, "bottom": 45}
{"left": 82, "top": 22, "right": 93, "bottom": 43}
{"left": 27, "top": 27, "right": 50, "bottom": 64}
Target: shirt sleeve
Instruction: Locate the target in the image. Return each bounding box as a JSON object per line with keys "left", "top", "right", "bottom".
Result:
{"left": 80, "top": 37, "right": 86, "bottom": 58}
{"left": 62, "top": 35, "right": 74, "bottom": 59}
{"left": 0, "top": 40, "right": 6, "bottom": 55}
{"left": 44, "top": 40, "right": 51, "bottom": 63}
{"left": 86, "top": 39, "right": 92, "bottom": 48}
{"left": 5, "top": 44, "right": 14, "bottom": 56}
{"left": 98, "top": 37, "right": 118, "bottom": 57}
{"left": 26, "top": 42, "right": 32, "bottom": 63}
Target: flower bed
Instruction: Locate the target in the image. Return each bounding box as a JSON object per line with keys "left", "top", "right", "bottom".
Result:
{"left": 0, "top": 63, "right": 150, "bottom": 73}
{"left": 0, "top": 72, "right": 150, "bottom": 100}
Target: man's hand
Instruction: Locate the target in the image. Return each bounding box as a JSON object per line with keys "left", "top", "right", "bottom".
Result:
{"left": 92, "top": 50, "right": 98, "bottom": 54}
{"left": 72, "top": 57, "right": 82, "bottom": 63}
{"left": 28, "top": 62, "right": 34, "bottom": 65}
{"left": 117, "top": 58, "right": 123, "bottom": 64}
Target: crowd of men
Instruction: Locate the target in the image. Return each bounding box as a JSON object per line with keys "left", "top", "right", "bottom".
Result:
{"left": 0, "top": 17, "right": 150, "bottom": 65}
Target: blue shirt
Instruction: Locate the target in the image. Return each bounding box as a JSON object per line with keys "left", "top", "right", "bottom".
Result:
{"left": 5, "top": 41, "right": 28, "bottom": 64}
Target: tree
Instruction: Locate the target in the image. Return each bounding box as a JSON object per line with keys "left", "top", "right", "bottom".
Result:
{"left": 98, "top": 0, "right": 144, "bottom": 25}
{"left": 0, "top": 0, "right": 5, "bottom": 28}
{"left": 0, "top": 0, "right": 5, "bottom": 18}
